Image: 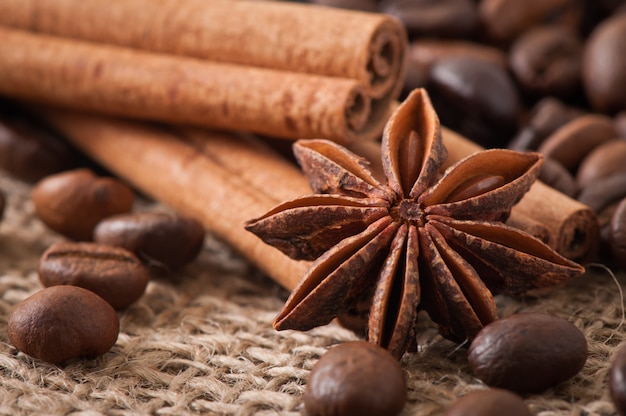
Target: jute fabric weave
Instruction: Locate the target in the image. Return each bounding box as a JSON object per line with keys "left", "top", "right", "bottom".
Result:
{"left": 0, "top": 170, "right": 624, "bottom": 416}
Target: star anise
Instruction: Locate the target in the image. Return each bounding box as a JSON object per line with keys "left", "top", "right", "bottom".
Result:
{"left": 244, "top": 88, "right": 584, "bottom": 359}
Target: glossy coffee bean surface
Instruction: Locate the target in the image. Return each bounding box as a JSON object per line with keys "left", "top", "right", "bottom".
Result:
{"left": 7, "top": 285, "right": 119, "bottom": 364}
{"left": 468, "top": 312, "right": 587, "bottom": 394}
{"left": 610, "top": 198, "right": 626, "bottom": 270}
{"left": 32, "top": 168, "right": 134, "bottom": 241}
{"left": 93, "top": 211, "right": 205, "bottom": 270}
{"left": 610, "top": 343, "right": 626, "bottom": 415}
{"left": 444, "top": 388, "right": 532, "bottom": 416}
{"left": 304, "top": 341, "right": 407, "bottom": 416}
{"left": 39, "top": 241, "right": 149, "bottom": 310}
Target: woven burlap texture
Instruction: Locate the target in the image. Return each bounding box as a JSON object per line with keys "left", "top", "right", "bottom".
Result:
{"left": 0, "top": 170, "right": 624, "bottom": 416}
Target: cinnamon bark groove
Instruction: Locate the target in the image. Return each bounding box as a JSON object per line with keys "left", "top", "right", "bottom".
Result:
{"left": 0, "top": 27, "right": 384, "bottom": 144}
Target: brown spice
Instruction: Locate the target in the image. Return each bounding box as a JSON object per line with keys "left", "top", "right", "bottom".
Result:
{"left": 245, "top": 88, "right": 584, "bottom": 359}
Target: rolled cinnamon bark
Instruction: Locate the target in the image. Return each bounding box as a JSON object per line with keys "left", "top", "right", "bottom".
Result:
{"left": 0, "top": 0, "right": 407, "bottom": 101}
{"left": 0, "top": 26, "right": 388, "bottom": 144}
{"left": 441, "top": 127, "right": 599, "bottom": 263}
{"left": 34, "top": 107, "right": 310, "bottom": 291}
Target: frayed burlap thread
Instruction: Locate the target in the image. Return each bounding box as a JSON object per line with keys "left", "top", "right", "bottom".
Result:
{"left": 0, "top": 170, "right": 624, "bottom": 416}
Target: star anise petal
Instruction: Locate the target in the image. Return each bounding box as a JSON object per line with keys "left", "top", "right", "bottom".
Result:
{"left": 381, "top": 88, "right": 447, "bottom": 199}
{"left": 430, "top": 216, "right": 584, "bottom": 294}
{"left": 274, "top": 217, "right": 399, "bottom": 331}
{"left": 244, "top": 195, "right": 388, "bottom": 260}
{"left": 421, "top": 149, "right": 543, "bottom": 222}
{"left": 368, "top": 224, "right": 420, "bottom": 359}
{"left": 293, "top": 139, "right": 391, "bottom": 200}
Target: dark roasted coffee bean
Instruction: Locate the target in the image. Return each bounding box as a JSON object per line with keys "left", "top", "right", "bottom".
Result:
{"left": 443, "top": 388, "right": 532, "bottom": 416}
{"left": 32, "top": 168, "right": 134, "bottom": 241}
{"left": 0, "top": 188, "right": 5, "bottom": 221}
{"left": 304, "top": 341, "right": 406, "bottom": 416}
{"left": 538, "top": 157, "right": 578, "bottom": 197}
{"left": 468, "top": 312, "right": 587, "bottom": 394}
{"left": 583, "top": 14, "right": 626, "bottom": 113}
{"left": 405, "top": 39, "right": 506, "bottom": 92}
{"left": 611, "top": 341, "right": 626, "bottom": 416}
{"left": 309, "top": 0, "right": 379, "bottom": 12}
{"left": 7, "top": 285, "right": 119, "bottom": 364}
{"left": 538, "top": 114, "right": 617, "bottom": 171}
{"left": 479, "top": 0, "right": 583, "bottom": 45}
{"left": 93, "top": 211, "right": 205, "bottom": 270}
{"left": 39, "top": 241, "right": 149, "bottom": 309}
{"left": 0, "top": 108, "right": 80, "bottom": 182}
{"left": 379, "top": 0, "right": 478, "bottom": 39}
{"left": 509, "top": 25, "right": 583, "bottom": 98}
{"left": 577, "top": 173, "right": 626, "bottom": 214}
{"left": 428, "top": 56, "right": 520, "bottom": 148}
{"left": 508, "top": 97, "right": 584, "bottom": 151}
{"left": 609, "top": 198, "right": 626, "bottom": 270}
{"left": 577, "top": 139, "right": 626, "bottom": 188}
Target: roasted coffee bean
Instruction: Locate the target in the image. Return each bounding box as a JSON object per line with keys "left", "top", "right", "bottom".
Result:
{"left": 405, "top": 39, "right": 506, "bottom": 92}
{"left": 379, "top": 0, "right": 478, "bottom": 39}
{"left": 443, "top": 388, "right": 532, "bottom": 416}
{"left": 93, "top": 211, "right": 205, "bottom": 270}
{"left": 304, "top": 341, "right": 407, "bottom": 416}
{"left": 32, "top": 168, "right": 134, "bottom": 241}
{"left": 610, "top": 342, "right": 626, "bottom": 415}
{"left": 428, "top": 56, "right": 520, "bottom": 148}
{"left": 609, "top": 198, "right": 626, "bottom": 270}
{"left": 538, "top": 114, "right": 618, "bottom": 171}
{"left": 583, "top": 14, "right": 626, "bottom": 113}
{"left": 0, "top": 188, "right": 5, "bottom": 221}
{"left": 479, "top": 0, "right": 583, "bottom": 45}
{"left": 7, "top": 285, "right": 119, "bottom": 364}
{"left": 468, "top": 312, "right": 587, "bottom": 394}
{"left": 508, "top": 97, "right": 584, "bottom": 151}
{"left": 39, "top": 241, "right": 149, "bottom": 309}
{"left": 0, "top": 108, "right": 80, "bottom": 182}
{"left": 577, "top": 139, "right": 626, "bottom": 188}
{"left": 538, "top": 157, "right": 578, "bottom": 198}
{"left": 509, "top": 25, "right": 583, "bottom": 98}
{"left": 577, "top": 173, "right": 626, "bottom": 214}
{"left": 310, "top": 0, "right": 378, "bottom": 12}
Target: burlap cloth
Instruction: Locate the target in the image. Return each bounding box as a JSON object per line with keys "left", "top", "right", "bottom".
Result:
{"left": 0, "top": 169, "right": 624, "bottom": 416}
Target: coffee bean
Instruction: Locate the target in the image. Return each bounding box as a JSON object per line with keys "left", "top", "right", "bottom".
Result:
{"left": 479, "top": 0, "right": 583, "bottom": 45}
{"left": 609, "top": 198, "right": 626, "bottom": 270}
{"left": 468, "top": 312, "right": 587, "bottom": 394}
{"left": 583, "top": 14, "right": 626, "bottom": 113}
{"left": 428, "top": 56, "right": 520, "bottom": 148}
{"left": 32, "top": 168, "right": 134, "bottom": 241}
{"left": 538, "top": 157, "right": 578, "bottom": 198}
{"left": 577, "top": 173, "right": 626, "bottom": 214}
{"left": 509, "top": 25, "right": 583, "bottom": 98}
{"left": 7, "top": 285, "right": 119, "bottom": 364}
{"left": 443, "top": 388, "right": 532, "bottom": 416}
{"left": 0, "top": 107, "right": 80, "bottom": 182}
{"left": 0, "top": 188, "right": 5, "bottom": 221}
{"left": 508, "top": 97, "right": 584, "bottom": 151}
{"left": 577, "top": 139, "right": 626, "bottom": 188}
{"left": 304, "top": 341, "right": 407, "bottom": 416}
{"left": 379, "top": 0, "right": 479, "bottom": 39}
{"left": 93, "top": 211, "right": 205, "bottom": 270}
{"left": 39, "top": 241, "right": 149, "bottom": 309}
{"left": 610, "top": 343, "right": 626, "bottom": 415}
{"left": 538, "top": 114, "right": 617, "bottom": 171}
{"left": 616, "top": 111, "right": 626, "bottom": 139}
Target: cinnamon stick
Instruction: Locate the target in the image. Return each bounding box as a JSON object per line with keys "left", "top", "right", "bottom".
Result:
{"left": 0, "top": 0, "right": 407, "bottom": 101}
{"left": 0, "top": 26, "right": 389, "bottom": 144}
{"left": 34, "top": 107, "right": 310, "bottom": 291}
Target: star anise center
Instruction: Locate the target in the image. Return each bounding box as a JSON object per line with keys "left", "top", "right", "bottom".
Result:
{"left": 391, "top": 199, "right": 425, "bottom": 227}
